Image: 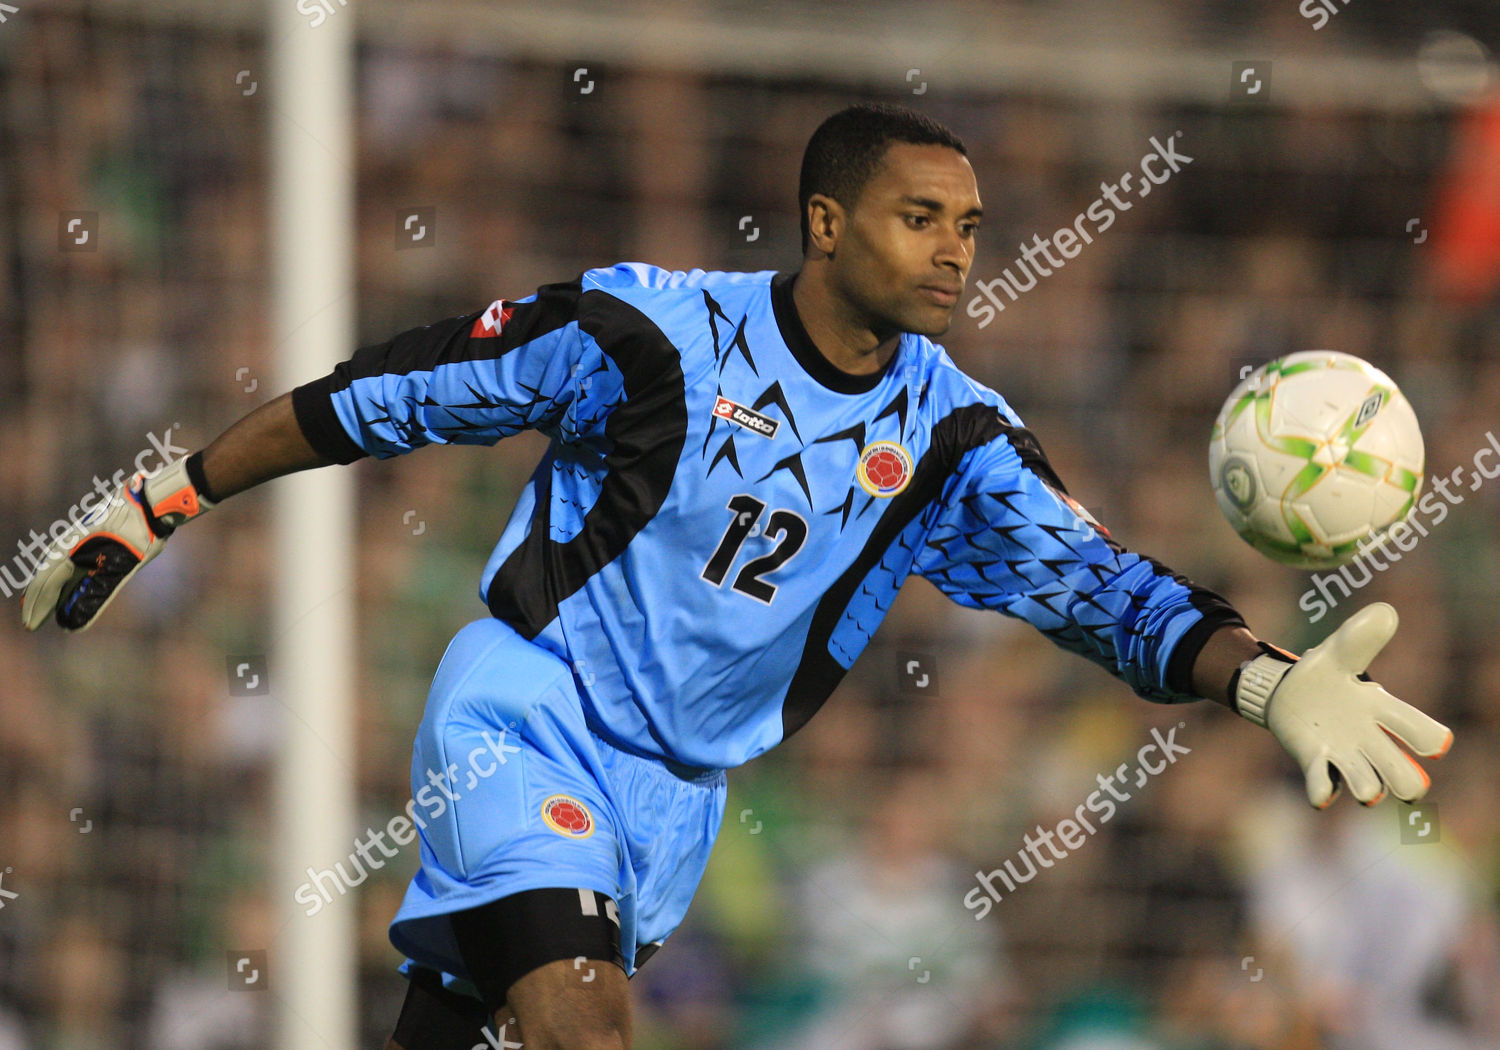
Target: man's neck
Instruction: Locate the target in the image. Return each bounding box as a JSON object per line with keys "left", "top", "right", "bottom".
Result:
{"left": 790, "top": 269, "right": 900, "bottom": 376}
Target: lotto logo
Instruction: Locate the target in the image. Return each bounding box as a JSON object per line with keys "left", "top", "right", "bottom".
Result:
{"left": 470, "top": 301, "right": 514, "bottom": 338}
{"left": 713, "top": 396, "right": 779, "bottom": 439}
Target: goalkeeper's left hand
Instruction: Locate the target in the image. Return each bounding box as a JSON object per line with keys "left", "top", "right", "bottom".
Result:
{"left": 1234, "top": 602, "right": 1453, "bottom": 809}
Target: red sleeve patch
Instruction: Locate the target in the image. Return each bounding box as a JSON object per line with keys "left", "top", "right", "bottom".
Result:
{"left": 469, "top": 300, "right": 514, "bottom": 338}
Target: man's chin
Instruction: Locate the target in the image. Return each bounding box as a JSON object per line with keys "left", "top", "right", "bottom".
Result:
{"left": 905, "top": 308, "right": 954, "bottom": 338}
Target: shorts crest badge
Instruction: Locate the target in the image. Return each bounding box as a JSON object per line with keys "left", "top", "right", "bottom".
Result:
{"left": 541, "top": 794, "right": 596, "bottom": 839}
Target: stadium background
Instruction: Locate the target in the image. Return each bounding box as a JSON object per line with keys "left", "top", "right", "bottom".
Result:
{"left": 3, "top": 1, "right": 1500, "bottom": 1047}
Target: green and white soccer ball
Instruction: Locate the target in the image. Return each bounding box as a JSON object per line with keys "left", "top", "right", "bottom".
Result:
{"left": 1209, "top": 351, "right": 1424, "bottom": 569}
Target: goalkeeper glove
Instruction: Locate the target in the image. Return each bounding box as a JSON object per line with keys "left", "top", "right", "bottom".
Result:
{"left": 1233, "top": 602, "right": 1453, "bottom": 808}
{"left": 20, "top": 457, "right": 215, "bottom": 632}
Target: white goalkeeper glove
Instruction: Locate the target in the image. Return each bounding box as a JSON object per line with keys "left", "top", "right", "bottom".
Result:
{"left": 1233, "top": 602, "right": 1453, "bottom": 808}
{"left": 20, "top": 457, "right": 215, "bottom": 632}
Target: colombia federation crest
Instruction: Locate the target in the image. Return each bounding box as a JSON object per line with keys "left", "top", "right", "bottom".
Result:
{"left": 541, "top": 794, "right": 596, "bottom": 838}
{"left": 856, "top": 441, "right": 913, "bottom": 497}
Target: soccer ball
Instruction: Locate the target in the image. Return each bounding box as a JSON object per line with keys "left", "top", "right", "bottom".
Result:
{"left": 1209, "top": 351, "right": 1424, "bottom": 569}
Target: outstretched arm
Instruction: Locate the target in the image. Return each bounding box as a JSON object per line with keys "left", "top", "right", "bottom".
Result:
{"left": 1191, "top": 625, "right": 1262, "bottom": 707}
{"left": 1194, "top": 609, "right": 1452, "bottom": 808}
{"left": 911, "top": 413, "right": 1452, "bottom": 810}
{"left": 22, "top": 273, "right": 608, "bottom": 633}
{"left": 20, "top": 391, "right": 333, "bottom": 633}
{"left": 196, "top": 391, "right": 334, "bottom": 501}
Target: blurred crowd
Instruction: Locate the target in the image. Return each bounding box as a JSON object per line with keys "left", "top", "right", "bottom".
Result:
{"left": 2, "top": 5, "right": 1499, "bottom": 1050}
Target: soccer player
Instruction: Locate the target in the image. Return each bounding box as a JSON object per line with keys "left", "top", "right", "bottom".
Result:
{"left": 22, "top": 103, "right": 1453, "bottom": 1050}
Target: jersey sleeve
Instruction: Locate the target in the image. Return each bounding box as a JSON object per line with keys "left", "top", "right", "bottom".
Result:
{"left": 291, "top": 274, "right": 622, "bottom": 462}
{"left": 913, "top": 421, "right": 1245, "bottom": 703}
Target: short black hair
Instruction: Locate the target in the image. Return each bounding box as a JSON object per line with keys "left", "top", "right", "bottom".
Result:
{"left": 798, "top": 103, "right": 968, "bottom": 255}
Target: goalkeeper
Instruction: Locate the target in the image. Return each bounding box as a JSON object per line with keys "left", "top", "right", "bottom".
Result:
{"left": 21, "top": 103, "right": 1452, "bottom": 1050}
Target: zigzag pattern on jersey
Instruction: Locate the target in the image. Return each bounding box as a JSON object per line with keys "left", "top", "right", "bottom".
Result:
{"left": 781, "top": 402, "right": 1009, "bottom": 736}
{"left": 783, "top": 403, "right": 1246, "bottom": 736}
{"left": 354, "top": 381, "right": 594, "bottom": 450}
{"left": 361, "top": 383, "right": 557, "bottom": 448}
{"left": 696, "top": 288, "right": 913, "bottom": 532}
{"left": 700, "top": 288, "right": 800, "bottom": 481}
{"left": 485, "top": 289, "right": 689, "bottom": 637}
{"left": 923, "top": 479, "right": 1160, "bottom": 688}
{"left": 828, "top": 511, "right": 932, "bottom": 665}
{"left": 826, "top": 432, "right": 1128, "bottom": 673}
{"left": 313, "top": 282, "right": 627, "bottom": 457}
{"left": 361, "top": 354, "right": 627, "bottom": 456}
{"left": 916, "top": 442, "right": 1243, "bottom": 699}
{"left": 702, "top": 379, "right": 802, "bottom": 479}
{"left": 548, "top": 455, "right": 606, "bottom": 544}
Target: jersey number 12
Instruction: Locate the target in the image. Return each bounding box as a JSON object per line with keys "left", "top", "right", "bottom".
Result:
{"left": 701, "top": 494, "right": 808, "bottom": 604}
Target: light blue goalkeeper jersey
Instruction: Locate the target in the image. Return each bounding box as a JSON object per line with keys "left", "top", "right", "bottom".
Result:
{"left": 293, "top": 263, "right": 1243, "bottom": 771}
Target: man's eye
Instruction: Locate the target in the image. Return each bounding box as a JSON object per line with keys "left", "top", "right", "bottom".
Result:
{"left": 906, "top": 214, "right": 930, "bottom": 227}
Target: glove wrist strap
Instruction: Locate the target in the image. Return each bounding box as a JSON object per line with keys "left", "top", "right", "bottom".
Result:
{"left": 1234, "top": 644, "right": 1298, "bottom": 727}
{"left": 139, "top": 457, "right": 216, "bottom": 535}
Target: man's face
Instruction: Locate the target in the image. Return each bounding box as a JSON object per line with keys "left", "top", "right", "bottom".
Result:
{"left": 817, "top": 142, "right": 982, "bottom": 339}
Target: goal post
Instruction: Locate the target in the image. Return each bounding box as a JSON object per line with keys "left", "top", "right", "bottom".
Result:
{"left": 269, "top": 1, "right": 358, "bottom": 1047}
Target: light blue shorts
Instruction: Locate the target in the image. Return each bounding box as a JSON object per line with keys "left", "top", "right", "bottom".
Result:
{"left": 389, "top": 616, "right": 727, "bottom": 998}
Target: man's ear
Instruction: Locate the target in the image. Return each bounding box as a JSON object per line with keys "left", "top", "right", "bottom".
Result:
{"left": 805, "top": 193, "right": 843, "bottom": 257}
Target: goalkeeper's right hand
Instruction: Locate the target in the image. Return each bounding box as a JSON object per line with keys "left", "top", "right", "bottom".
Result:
{"left": 21, "top": 457, "right": 215, "bottom": 632}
